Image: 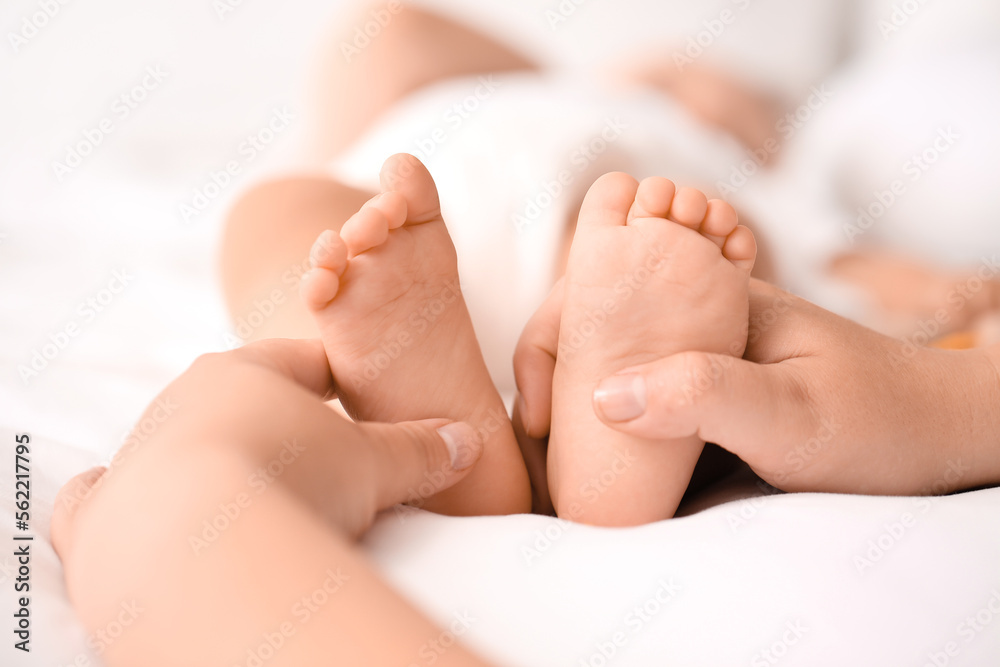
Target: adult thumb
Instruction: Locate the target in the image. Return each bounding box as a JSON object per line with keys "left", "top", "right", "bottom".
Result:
{"left": 359, "top": 419, "right": 484, "bottom": 511}
{"left": 592, "top": 351, "right": 811, "bottom": 460}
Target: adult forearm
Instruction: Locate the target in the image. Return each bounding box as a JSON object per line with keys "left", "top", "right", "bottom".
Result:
{"left": 919, "top": 343, "right": 1000, "bottom": 493}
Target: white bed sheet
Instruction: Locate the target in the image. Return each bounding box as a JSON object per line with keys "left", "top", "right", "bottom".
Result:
{"left": 3, "top": 430, "right": 1000, "bottom": 667}
{"left": 2, "top": 0, "right": 999, "bottom": 665}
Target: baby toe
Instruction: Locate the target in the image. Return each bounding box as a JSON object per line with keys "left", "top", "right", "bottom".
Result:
{"left": 668, "top": 186, "right": 708, "bottom": 229}
{"left": 578, "top": 172, "right": 640, "bottom": 229}
{"left": 309, "top": 230, "right": 348, "bottom": 275}
{"left": 721, "top": 225, "right": 757, "bottom": 271}
{"left": 340, "top": 206, "right": 390, "bottom": 257}
{"left": 366, "top": 191, "right": 408, "bottom": 230}
{"left": 379, "top": 153, "right": 442, "bottom": 224}
{"left": 628, "top": 177, "right": 676, "bottom": 223}
{"left": 700, "top": 200, "right": 739, "bottom": 248}
{"left": 299, "top": 266, "right": 342, "bottom": 311}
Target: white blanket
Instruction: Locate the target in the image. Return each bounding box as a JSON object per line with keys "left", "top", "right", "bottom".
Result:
{"left": 3, "top": 430, "right": 1000, "bottom": 666}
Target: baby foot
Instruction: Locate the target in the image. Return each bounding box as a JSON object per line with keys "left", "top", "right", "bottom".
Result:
{"left": 300, "top": 154, "right": 530, "bottom": 516}
{"left": 548, "top": 173, "right": 756, "bottom": 526}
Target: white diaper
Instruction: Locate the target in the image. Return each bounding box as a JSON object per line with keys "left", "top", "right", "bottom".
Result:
{"left": 330, "top": 73, "right": 743, "bottom": 394}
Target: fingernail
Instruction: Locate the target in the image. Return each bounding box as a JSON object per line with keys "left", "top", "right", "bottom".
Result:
{"left": 437, "top": 422, "right": 482, "bottom": 470}
{"left": 593, "top": 374, "right": 647, "bottom": 422}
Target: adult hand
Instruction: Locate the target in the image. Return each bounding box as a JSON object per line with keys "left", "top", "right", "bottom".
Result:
{"left": 516, "top": 279, "right": 1000, "bottom": 497}
{"left": 54, "top": 338, "right": 484, "bottom": 554}
{"left": 54, "top": 338, "right": 495, "bottom": 667}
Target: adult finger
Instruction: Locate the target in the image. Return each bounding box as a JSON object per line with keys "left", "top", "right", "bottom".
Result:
{"left": 513, "top": 278, "right": 564, "bottom": 437}
{"left": 229, "top": 338, "right": 337, "bottom": 399}
{"left": 512, "top": 400, "right": 554, "bottom": 516}
{"left": 360, "top": 419, "right": 484, "bottom": 513}
{"left": 592, "top": 351, "right": 815, "bottom": 462}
